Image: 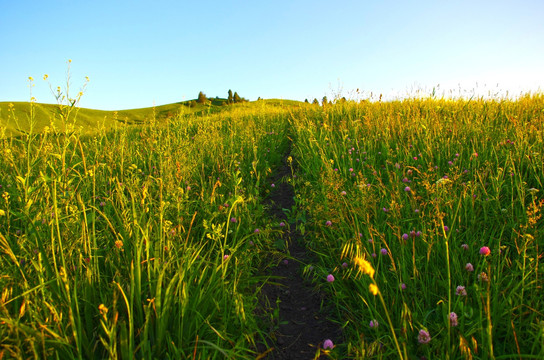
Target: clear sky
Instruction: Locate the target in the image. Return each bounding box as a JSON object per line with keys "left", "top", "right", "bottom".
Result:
{"left": 1, "top": 0, "right": 543, "bottom": 110}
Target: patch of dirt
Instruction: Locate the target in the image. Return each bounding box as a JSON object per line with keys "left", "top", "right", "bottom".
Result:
{"left": 256, "top": 147, "right": 342, "bottom": 359}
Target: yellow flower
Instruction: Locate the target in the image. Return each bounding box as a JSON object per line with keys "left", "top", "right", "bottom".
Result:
{"left": 115, "top": 240, "right": 123, "bottom": 249}
{"left": 98, "top": 304, "right": 108, "bottom": 315}
{"left": 43, "top": 74, "right": 48, "bottom": 80}
{"left": 28, "top": 76, "right": 33, "bottom": 81}
{"left": 85, "top": 76, "right": 90, "bottom": 82}
{"left": 354, "top": 256, "right": 375, "bottom": 278}
{"left": 369, "top": 283, "right": 379, "bottom": 296}
{"left": 0, "top": 209, "right": 5, "bottom": 216}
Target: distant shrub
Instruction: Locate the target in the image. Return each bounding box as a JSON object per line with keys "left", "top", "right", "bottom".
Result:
{"left": 197, "top": 91, "right": 207, "bottom": 104}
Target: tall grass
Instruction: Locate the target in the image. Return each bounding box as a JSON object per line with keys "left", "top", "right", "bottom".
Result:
{"left": 291, "top": 95, "right": 544, "bottom": 359}
{"left": 0, "top": 86, "right": 293, "bottom": 358}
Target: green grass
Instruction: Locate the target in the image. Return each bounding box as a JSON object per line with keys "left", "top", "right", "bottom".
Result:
{"left": 0, "top": 97, "right": 295, "bottom": 359}
{"left": 290, "top": 94, "right": 544, "bottom": 359}
{"left": 0, "top": 99, "right": 240, "bottom": 136}
{"left": 0, "top": 90, "right": 543, "bottom": 359}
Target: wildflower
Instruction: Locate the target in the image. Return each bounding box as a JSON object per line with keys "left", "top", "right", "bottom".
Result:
{"left": 327, "top": 274, "right": 335, "bottom": 283}
{"left": 254, "top": 228, "right": 260, "bottom": 233}
{"left": 326, "top": 220, "right": 332, "bottom": 226}
{"left": 43, "top": 74, "right": 48, "bottom": 80}
{"left": 342, "top": 262, "right": 348, "bottom": 268}
{"left": 248, "top": 240, "right": 254, "bottom": 246}
{"left": 370, "top": 320, "right": 379, "bottom": 328}
{"left": 223, "top": 254, "right": 230, "bottom": 260}
{"left": 450, "top": 312, "right": 458, "bottom": 327}
{"left": 418, "top": 329, "right": 431, "bottom": 344}
{"left": 340, "top": 190, "right": 347, "bottom": 196}
{"left": 404, "top": 186, "right": 411, "bottom": 192}
{"left": 279, "top": 222, "right": 285, "bottom": 227}
{"left": 115, "top": 240, "right": 123, "bottom": 249}
{"left": 98, "top": 304, "right": 108, "bottom": 315}
{"left": 478, "top": 272, "right": 489, "bottom": 282}
{"left": 28, "top": 76, "right": 33, "bottom": 81}
{"left": 369, "top": 283, "right": 379, "bottom": 295}
{"left": 400, "top": 283, "right": 407, "bottom": 290}
{"left": 402, "top": 233, "right": 409, "bottom": 241}
{"left": 323, "top": 339, "right": 334, "bottom": 349}
{"left": 456, "top": 285, "right": 467, "bottom": 296}
{"left": 380, "top": 248, "right": 388, "bottom": 255}
{"left": 349, "top": 168, "right": 353, "bottom": 172}
{"left": 0, "top": 209, "right": 5, "bottom": 216}
{"left": 354, "top": 257, "right": 375, "bottom": 277}
{"left": 271, "top": 183, "right": 275, "bottom": 188}
{"left": 465, "top": 263, "right": 474, "bottom": 272}
{"left": 479, "top": 246, "right": 491, "bottom": 256}
{"left": 283, "top": 259, "right": 289, "bottom": 265}
{"left": 461, "top": 243, "right": 469, "bottom": 250}
{"left": 443, "top": 225, "right": 449, "bottom": 232}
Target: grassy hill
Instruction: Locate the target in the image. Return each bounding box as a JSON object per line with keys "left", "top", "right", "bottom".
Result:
{"left": 0, "top": 98, "right": 306, "bottom": 136}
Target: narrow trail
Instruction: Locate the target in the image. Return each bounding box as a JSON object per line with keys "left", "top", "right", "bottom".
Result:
{"left": 257, "top": 143, "right": 342, "bottom": 359}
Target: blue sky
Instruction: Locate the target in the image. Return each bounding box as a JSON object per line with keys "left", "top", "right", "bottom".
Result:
{"left": 1, "top": 0, "right": 543, "bottom": 110}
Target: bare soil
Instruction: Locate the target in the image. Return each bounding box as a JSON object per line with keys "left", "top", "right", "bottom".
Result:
{"left": 256, "top": 145, "right": 343, "bottom": 359}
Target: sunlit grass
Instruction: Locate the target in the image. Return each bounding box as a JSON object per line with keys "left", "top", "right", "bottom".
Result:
{"left": 1, "top": 72, "right": 543, "bottom": 359}
{"left": 291, "top": 94, "right": 544, "bottom": 358}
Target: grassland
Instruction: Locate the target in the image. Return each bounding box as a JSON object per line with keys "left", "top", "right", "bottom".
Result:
{"left": 0, "top": 93, "right": 543, "bottom": 359}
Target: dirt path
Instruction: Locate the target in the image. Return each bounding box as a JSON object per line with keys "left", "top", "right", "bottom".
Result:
{"left": 257, "top": 145, "right": 342, "bottom": 359}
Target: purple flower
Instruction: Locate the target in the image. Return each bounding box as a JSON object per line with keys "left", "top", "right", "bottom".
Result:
{"left": 443, "top": 225, "right": 449, "bottom": 232}
{"left": 327, "top": 274, "right": 335, "bottom": 283}
{"left": 283, "top": 259, "right": 289, "bottom": 265}
{"left": 380, "top": 248, "right": 388, "bottom": 256}
{"left": 230, "top": 217, "right": 237, "bottom": 223}
{"left": 223, "top": 254, "right": 230, "bottom": 260}
{"left": 449, "top": 312, "right": 458, "bottom": 327}
{"left": 418, "top": 329, "right": 431, "bottom": 344}
{"left": 416, "top": 230, "right": 422, "bottom": 237}
{"left": 465, "top": 263, "right": 474, "bottom": 272}
{"left": 400, "top": 283, "right": 407, "bottom": 290}
{"left": 254, "top": 228, "right": 260, "bottom": 233}
{"left": 326, "top": 220, "right": 332, "bottom": 226}
{"left": 479, "top": 246, "right": 491, "bottom": 256}
{"left": 369, "top": 320, "right": 379, "bottom": 328}
{"left": 323, "top": 339, "right": 334, "bottom": 349}
{"left": 342, "top": 262, "right": 348, "bottom": 268}
{"left": 456, "top": 285, "right": 467, "bottom": 296}
{"left": 340, "top": 190, "right": 347, "bottom": 196}
{"left": 279, "top": 222, "right": 285, "bottom": 227}
{"left": 461, "top": 243, "right": 469, "bottom": 250}
{"left": 404, "top": 186, "right": 411, "bottom": 192}
{"left": 402, "top": 233, "right": 409, "bottom": 241}
{"left": 371, "top": 252, "right": 377, "bottom": 258}
{"left": 271, "top": 183, "right": 275, "bottom": 188}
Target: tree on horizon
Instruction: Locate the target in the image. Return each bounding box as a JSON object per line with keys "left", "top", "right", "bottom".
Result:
{"left": 228, "top": 89, "right": 233, "bottom": 104}
{"left": 197, "top": 91, "right": 207, "bottom": 104}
